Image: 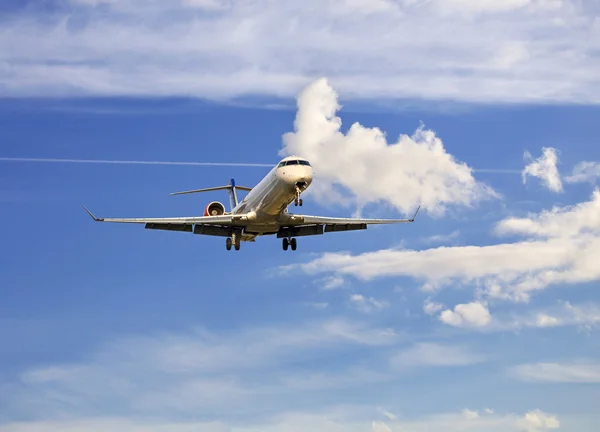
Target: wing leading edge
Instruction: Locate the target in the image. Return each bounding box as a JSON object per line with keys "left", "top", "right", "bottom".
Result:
{"left": 82, "top": 205, "right": 234, "bottom": 225}
{"left": 292, "top": 206, "right": 420, "bottom": 226}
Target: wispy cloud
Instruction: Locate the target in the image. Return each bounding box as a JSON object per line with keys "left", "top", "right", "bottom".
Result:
{"left": 565, "top": 161, "right": 600, "bottom": 184}
{"left": 0, "top": 407, "right": 568, "bottom": 432}
{"left": 422, "top": 230, "right": 460, "bottom": 244}
{"left": 349, "top": 294, "right": 390, "bottom": 313}
{"left": 509, "top": 360, "right": 600, "bottom": 383}
{"left": 1, "top": 0, "right": 598, "bottom": 105}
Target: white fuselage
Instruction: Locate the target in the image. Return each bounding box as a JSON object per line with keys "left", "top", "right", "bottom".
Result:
{"left": 231, "top": 156, "right": 313, "bottom": 235}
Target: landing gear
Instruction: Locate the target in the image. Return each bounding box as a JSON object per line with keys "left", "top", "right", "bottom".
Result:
{"left": 282, "top": 237, "right": 297, "bottom": 251}
{"left": 294, "top": 186, "right": 303, "bottom": 206}
{"left": 226, "top": 233, "right": 241, "bottom": 251}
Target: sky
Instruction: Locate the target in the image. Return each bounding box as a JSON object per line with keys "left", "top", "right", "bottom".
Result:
{"left": 1, "top": 0, "right": 600, "bottom": 431}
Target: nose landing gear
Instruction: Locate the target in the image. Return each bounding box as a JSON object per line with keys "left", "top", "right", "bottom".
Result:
{"left": 294, "top": 185, "right": 303, "bottom": 206}
{"left": 282, "top": 237, "right": 297, "bottom": 251}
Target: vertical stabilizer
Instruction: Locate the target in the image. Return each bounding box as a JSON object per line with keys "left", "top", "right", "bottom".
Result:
{"left": 227, "top": 178, "right": 239, "bottom": 211}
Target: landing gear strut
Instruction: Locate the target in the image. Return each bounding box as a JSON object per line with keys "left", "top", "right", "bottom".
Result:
{"left": 282, "top": 237, "right": 297, "bottom": 251}
{"left": 226, "top": 233, "right": 241, "bottom": 251}
{"left": 294, "top": 186, "right": 303, "bottom": 206}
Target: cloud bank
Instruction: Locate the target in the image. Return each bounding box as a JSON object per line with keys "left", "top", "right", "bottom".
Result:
{"left": 288, "top": 188, "right": 600, "bottom": 303}
{"left": 1, "top": 0, "right": 600, "bottom": 104}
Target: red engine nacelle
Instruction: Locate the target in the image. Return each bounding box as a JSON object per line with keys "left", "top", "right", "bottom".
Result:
{"left": 204, "top": 201, "right": 226, "bottom": 216}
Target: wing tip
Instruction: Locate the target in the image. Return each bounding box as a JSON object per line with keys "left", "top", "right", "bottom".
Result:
{"left": 409, "top": 205, "right": 421, "bottom": 222}
{"left": 82, "top": 205, "right": 103, "bottom": 221}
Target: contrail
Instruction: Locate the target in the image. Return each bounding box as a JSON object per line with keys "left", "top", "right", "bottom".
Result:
{"left": 0, "top": 157, "right": 523, "bottom": 173}
{"left": 0, "top": 157, "right": 273, "bottom": 167}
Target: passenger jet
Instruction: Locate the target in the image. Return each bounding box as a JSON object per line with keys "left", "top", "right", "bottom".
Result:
{"left": 83, "top": 156, "right": 419, "bottom": 251}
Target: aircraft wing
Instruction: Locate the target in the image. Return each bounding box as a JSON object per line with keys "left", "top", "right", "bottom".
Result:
{"left": 294, "top": 206, "right": 420, "bottom": 226}
{"left": 82, "top": 205, "right": 234, "bottom": 225}
{"left": 277, "top": 207, "right": 420, "bottom": 238}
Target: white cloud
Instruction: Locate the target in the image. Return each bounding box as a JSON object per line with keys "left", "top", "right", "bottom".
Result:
{"left": 517, "top": 409, "right": 560, "bottom": 432}
{"left": 439, "top": 302, "right": 492, "bottom": 328}
{"left": 350, "top": 294, "right": 390, "bottom": 313}
{"left": 440, "top": 301, "right": 600, "bottom": 333}
{"left": 3, "top": 318, "right": 402, "bottom": 420}
{"left": 462, "top": 408, "right": 480, "bottom": 419}
{"left": 322, "top": 276, "right": 345, "bottom": 290}
{"left": 391, "top": 342, "right": 485, "bottom": 368}
{"left": 509, "top": 360, "right": 600, "bottom": 383}
{"left": 0, "top": 408, "right": 569, "bottom": 432}
{"left": 1, "top": 2, "right": 598, "bottom": 105}
{"left": 423, "top": 299, "right": 444, "bottom": 315}
{"left": 290, "top": 189, "right": 600, "bottom": 303}
{"left": 422, "top": 230, "right": 460, "bottom": 244}
{"left": 522, "top": 148, "right": 563, "bottom": 193}
{"left": 377, "top": 407, "right": 397, "bottom": 420}
{"left": 565, "top": 161, "right": 600, "bottom": 184}
{"left": 280, "top": 78, "right": 497, "bottom": 216}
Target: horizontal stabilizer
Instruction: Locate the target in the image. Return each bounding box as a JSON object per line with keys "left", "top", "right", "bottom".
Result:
{"left": 170, "top": 185, "right": 252, "bottom": 196}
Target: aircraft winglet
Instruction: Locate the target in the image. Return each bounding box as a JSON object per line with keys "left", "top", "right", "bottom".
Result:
{"left": 82, "top": 205, "right": 104, "bottom": 221}
{"left": 409, "top": 205, "right": 421, "bottom": 222}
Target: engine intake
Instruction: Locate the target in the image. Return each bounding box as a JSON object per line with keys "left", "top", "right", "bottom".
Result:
{"left": 204, "top": 201, "right": 226, "bottom": 216}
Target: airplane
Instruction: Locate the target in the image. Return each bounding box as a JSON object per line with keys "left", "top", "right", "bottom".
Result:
{"left": 83, "top": 155, "right": 420, "bottom": 251}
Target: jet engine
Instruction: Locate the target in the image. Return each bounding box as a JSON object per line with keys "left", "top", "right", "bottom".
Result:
{"left": 204, "top": 201, "right": 226, "bottom": 216}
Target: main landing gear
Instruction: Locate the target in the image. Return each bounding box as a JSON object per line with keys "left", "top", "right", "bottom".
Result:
{"left": 282, "top": 237, "right": 297, "bottom": 251}
{"left": 225, "top": 233, "right": 241, "bottom": 251}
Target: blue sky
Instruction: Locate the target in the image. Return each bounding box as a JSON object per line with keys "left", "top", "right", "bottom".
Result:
{"left": 2, "top": 1, "right": 600, "bottom": 431}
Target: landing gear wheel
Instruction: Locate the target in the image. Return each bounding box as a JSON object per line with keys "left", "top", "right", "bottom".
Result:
{"left": 290, "top": 238, "right": 297, "bottom": 251}
{"left": 226, "top": 237, "right": 232, "bottom": 250}
{"left": 282, "top": 238, "right": 289, "bottom": 251}
{"left": 298, "top": 199, "right": 303, "bottom": 206}
{"left": 234, "top": 237, "right": 241, "bottom": 251}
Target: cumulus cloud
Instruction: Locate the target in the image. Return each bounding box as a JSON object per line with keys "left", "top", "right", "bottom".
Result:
{"left": 1, "top": 0, "right": 597, "bottom": 104}
{"left": 565, "top": 161, "right": 600, "bottom": 184}
{"left": 289, "top": 189, "right": 600, "bottom": 303}
{"left": 509, "top": 360, "right": 600, "bottom": 383}
{"left": 439, "top": 302, "right": 492, "bottom": 328}
{"left": 517, "top": 409, "right": 560, "bottom": 432}
{"left": 350, "top": 294, "right": 390, "bottom": 313}
{"left": 522, "top": 148, "right": 563, "bottom": 193}
{"left": 437, "top": 301, "right": 600, "bottom": 333}
{"left": 281, "top": 78, "right": 497, "bottom": 215}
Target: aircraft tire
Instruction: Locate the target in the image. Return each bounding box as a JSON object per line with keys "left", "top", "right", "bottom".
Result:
{"left": 226, "top": 238, "right": 232, "bottom": 250}
{"left": 291, "top": 238, "right": 297, "bottom": 251}
{"left": 282, "top": 238, "right": 289, "bottom": 251}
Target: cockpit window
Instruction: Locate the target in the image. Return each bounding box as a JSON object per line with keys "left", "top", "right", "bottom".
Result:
{"left": 278, "top": 159, "right": 311, "bottom": 168}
